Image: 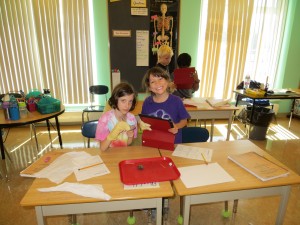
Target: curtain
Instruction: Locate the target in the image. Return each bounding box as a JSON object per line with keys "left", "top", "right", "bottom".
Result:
{"left": 197, "top": 0, "right": 288, "bottom": 99}
{"left": 199, "top": 0, "right": 226, "bottom": 97}
{"left": 223, "top": 0, "right": 254, "bottom": 98}
{"left": 0, "top": 0, "right": 94, "bottom": 104}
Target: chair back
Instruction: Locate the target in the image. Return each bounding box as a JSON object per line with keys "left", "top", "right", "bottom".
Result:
{"left": 89, "top": 85, "right": 109, "bottom": 107}
{"left": 182, "top": 127, "right": 209, "bottom": 143}
{"left": 81, "top": 120, "right": 98, "bottom": 138}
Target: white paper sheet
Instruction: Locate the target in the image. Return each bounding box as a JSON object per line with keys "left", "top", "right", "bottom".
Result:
{"left": 32, "top": 152, "right": 110, "bottom": 183}
{"left": 178, "top": 163, "right": 235, "bottom": 188}
{"left": 38, "top": 182, "right": 111, "bottom": 200}
{"left": 74, "top": 163, "right": 110, "bottom": 182}
{"left": 173, "top": 144, "right": 213, "bottom": 162}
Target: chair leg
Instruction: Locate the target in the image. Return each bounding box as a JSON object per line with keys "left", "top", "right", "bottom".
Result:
{"left": 46, "top": 120, "right": 53, "bottom": 148}
{"left": 69, "top": 214, "right": 79, "bottom": 225}
{"left": 31, "top": 124, "right": 39, "bottom": 153}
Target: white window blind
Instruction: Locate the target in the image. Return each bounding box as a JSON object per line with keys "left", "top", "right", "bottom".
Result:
{"left": 196, "top": 0, "right": 288, "bottom": 99}
{"left": 0, "top": 0, "right": 95, "bottom": 104}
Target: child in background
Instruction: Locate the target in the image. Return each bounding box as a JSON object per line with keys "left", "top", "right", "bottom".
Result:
{"left": 172, "top": 53, "right": 200, "bottom": 99}
{"left": 141, "top": 66, "right": 190, "bottom": 144}
{"left": 95, "top": 82, "right": 138, "bottom": 151}
{"left": 156, "top": 45, "right": 174, "bottom": 74}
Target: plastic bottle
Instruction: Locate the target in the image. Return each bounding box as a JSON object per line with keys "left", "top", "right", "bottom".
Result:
{"left": 244, "top": 75, "right": 251, "bottom": 89}
{"left": 2, "top": 101, "right": 10, "bottom": 120}
{"left": 43, "top": 88, "right": 51, "bottom": 97}
{"left": 18, "top": 102, "right": 28, "bottom": 118}
{"left": 9, "top": 96, "right": 20, "bottom": 120}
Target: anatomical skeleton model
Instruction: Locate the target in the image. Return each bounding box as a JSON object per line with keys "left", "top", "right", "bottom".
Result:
{"left": 152, "top": 3, "right": 174, "bottom": 53}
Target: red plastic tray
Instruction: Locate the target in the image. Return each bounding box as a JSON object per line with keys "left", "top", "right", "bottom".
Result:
{"left": 119, "top": 157, "right": 180, "bottom": 185}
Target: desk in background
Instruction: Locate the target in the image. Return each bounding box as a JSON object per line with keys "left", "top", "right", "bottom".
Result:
{"left": 0, "top": 107, "right": 65, "bottom": 160}
{"left": 105, "top": 98, "right": 238, "bottom": 142}
{"left": 20, "top": 146, "right": 174, "bottom": 225}
{"left": 160, "top": 140, "right": 300, "bottom": 225}
{"left": 234, "top": 89, "right": 300, "bottom": 128}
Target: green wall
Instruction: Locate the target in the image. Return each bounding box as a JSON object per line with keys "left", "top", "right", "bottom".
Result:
{"left": 93, "top": 0, "right": 299, "bottom": 113}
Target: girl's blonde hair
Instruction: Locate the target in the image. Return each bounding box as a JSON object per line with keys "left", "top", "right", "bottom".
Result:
{"left": 142, "top": 67, "right": 172, "bottom": 95}
{"left": 157, "top": 45, "right": 174, "bottom": 60}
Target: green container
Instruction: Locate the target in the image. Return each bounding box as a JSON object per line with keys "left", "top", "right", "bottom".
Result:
{"left": 37, "top": 97, "right": 61, "bottom": 114}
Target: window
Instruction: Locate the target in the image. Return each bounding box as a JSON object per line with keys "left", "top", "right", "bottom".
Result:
{"left": 0, "top": 0, "right": 96, "bottom": 105}
{"left": 196, "top": 0, "right": 288, "bottom": 99}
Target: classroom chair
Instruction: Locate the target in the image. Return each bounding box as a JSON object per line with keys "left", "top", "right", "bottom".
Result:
{"left": 182, "top": 126, "right": 210, "bottom": 143}
{"left": 81, "top": 120, "right": 98, "bottom": 148}
{"left": 82, "top": 85, "right": 109, "bottom": 123}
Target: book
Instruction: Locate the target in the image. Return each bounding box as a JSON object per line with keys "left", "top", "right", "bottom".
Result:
{"left": 139, "top": 114, "right": 175, "bottom": 150}
{"left": 173, "top": 67, "right": 195, "bottom": 89}
{"left": 228, "top": 152, "right": 289, "bottom": 181}
{"left": 206, "top": 98, "right": 230, "bottom": 107}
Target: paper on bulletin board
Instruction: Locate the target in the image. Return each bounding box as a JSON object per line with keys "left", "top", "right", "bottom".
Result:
{"left": 131, "top": 8, "right": 148, "bottom": 16}
{"left": 112, "top": 69, "right": 121, "bottom": 88}
{"left": 136, "top": 30, "right": 149, "bottom": 66}
{"left": 131, "top": 0, "right": 146, "bottom": 7}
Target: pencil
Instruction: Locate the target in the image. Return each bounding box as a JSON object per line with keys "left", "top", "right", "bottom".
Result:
{"left": 201, "top": 153, "right": 208, "bottom": 165}
{"left": 78, "top": 162, "right": 102, "bottom": 171}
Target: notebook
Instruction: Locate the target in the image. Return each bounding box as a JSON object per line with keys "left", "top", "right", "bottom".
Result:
{"left": 139, "top": 114, "right": 175, "bottom": 150}
{"left": 173, "top": 67, "right": 195, "bottom": 89}
{"left": 228, "top": 151, "right": 289, "bottom": 181}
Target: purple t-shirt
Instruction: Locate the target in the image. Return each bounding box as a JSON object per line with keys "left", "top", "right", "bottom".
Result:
{"left": 141, "top": 94, "right": 190, "bottom": 143}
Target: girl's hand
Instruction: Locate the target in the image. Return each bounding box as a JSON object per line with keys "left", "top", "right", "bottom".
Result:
{"left": 127, "top": 126, "right": 135, "bottom": 138}
{"left": 168, "top": 124, "right": 178, "bottom": 134}
{"left": 168, "top": 81, "right": 176, "bottom": 93}
{"left": 127, "top": 129, "right": 134, "bottom": 138}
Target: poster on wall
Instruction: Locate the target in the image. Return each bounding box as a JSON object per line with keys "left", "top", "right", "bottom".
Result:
{"left": 149, "top": 0, "right": 180, "bottom": 73}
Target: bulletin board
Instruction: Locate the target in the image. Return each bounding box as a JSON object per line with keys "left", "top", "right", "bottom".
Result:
{"left": 108, "top": 0, "right": 179, "bottom": 92}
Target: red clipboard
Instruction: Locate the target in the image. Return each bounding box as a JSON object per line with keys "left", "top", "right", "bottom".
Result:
{"left": 173, "top": 67, "right": 195, "bottom": 89}
{"left": 139, "top": 114, "right": 175, "bottom": 151}
{"left": 119, "top": 157, "right": 180, "bottom": 185}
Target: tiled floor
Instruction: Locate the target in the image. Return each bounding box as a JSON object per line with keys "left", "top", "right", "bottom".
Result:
{"left": 0, "top": 114, "right": 300, "bottom": 225}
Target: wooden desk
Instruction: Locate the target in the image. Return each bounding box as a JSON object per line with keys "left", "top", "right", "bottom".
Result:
{"left": 0, "top": 107, "right": 65, "bottom": 159}
{"left": 234, "top": 89, "right": 300, "bottom": 128}
{"left": 160, "top": 140, "right": 300, "bottom": 225}
{"left": 20, "top": 146, "right": 174, "bottom": 225}
{"left": 184, "top": 98, "right": 238, "bottom": 141}
{"left": 106, "top": 99, "right": 238, "bottom": 141}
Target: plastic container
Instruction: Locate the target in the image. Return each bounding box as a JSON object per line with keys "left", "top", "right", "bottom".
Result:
{"left": 2, "top": 101, "right": 10, "bottom": 120}
{"left": 18, "top": 102, "right": 28, "bottom": 118}
{"left": 244, "top": 75, "right": 251, "bottom": 89}
{"left": 43, "top": 88, "right": 51, "bottom": 97}
{"left": 9, "top": 96, "right": 20, "bottom": 120}
{"left": 37, "top": 97, "right": 61, "bottom": 114}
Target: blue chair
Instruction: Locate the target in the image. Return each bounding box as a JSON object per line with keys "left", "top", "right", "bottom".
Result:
{"left": 182, "top": 126, "right": 209, "bottom": 143}
{"left": 81, "top": 120, "right": 98, "bottom": 148}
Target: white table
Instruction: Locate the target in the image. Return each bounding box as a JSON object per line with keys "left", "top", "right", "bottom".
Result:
{"left": 20, "top": 146, "right": 174, "bottom": 225}
{"left": 160, "top": 140, "right": 300, "bottom": 225}
{"left": 184, "top": 98, "right": 238, "bottom": 141}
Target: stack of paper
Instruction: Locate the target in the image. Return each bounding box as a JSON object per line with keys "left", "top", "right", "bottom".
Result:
{"left": 20, "top": 151, "right": 110, "bottom": 183}
{"left": 228, "top": 152, "right": 289, "bottom": 181}
{"left": 206, "top": 98, "right": 230, "bottom": 107}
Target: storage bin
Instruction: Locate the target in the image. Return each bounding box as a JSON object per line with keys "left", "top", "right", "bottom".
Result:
{"left": 37, "top": 97, "right": 61, "bottom": 114}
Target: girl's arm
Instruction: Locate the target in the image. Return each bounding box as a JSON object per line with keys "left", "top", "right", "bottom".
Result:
{"left": 168, "top": 119, "right": 188, "bottom": 134}
{"left": 126, "top": 129, "right": 135, "bottom": 145}
{"left": 100, "top": 139, "right": 111, "bottom": 151}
